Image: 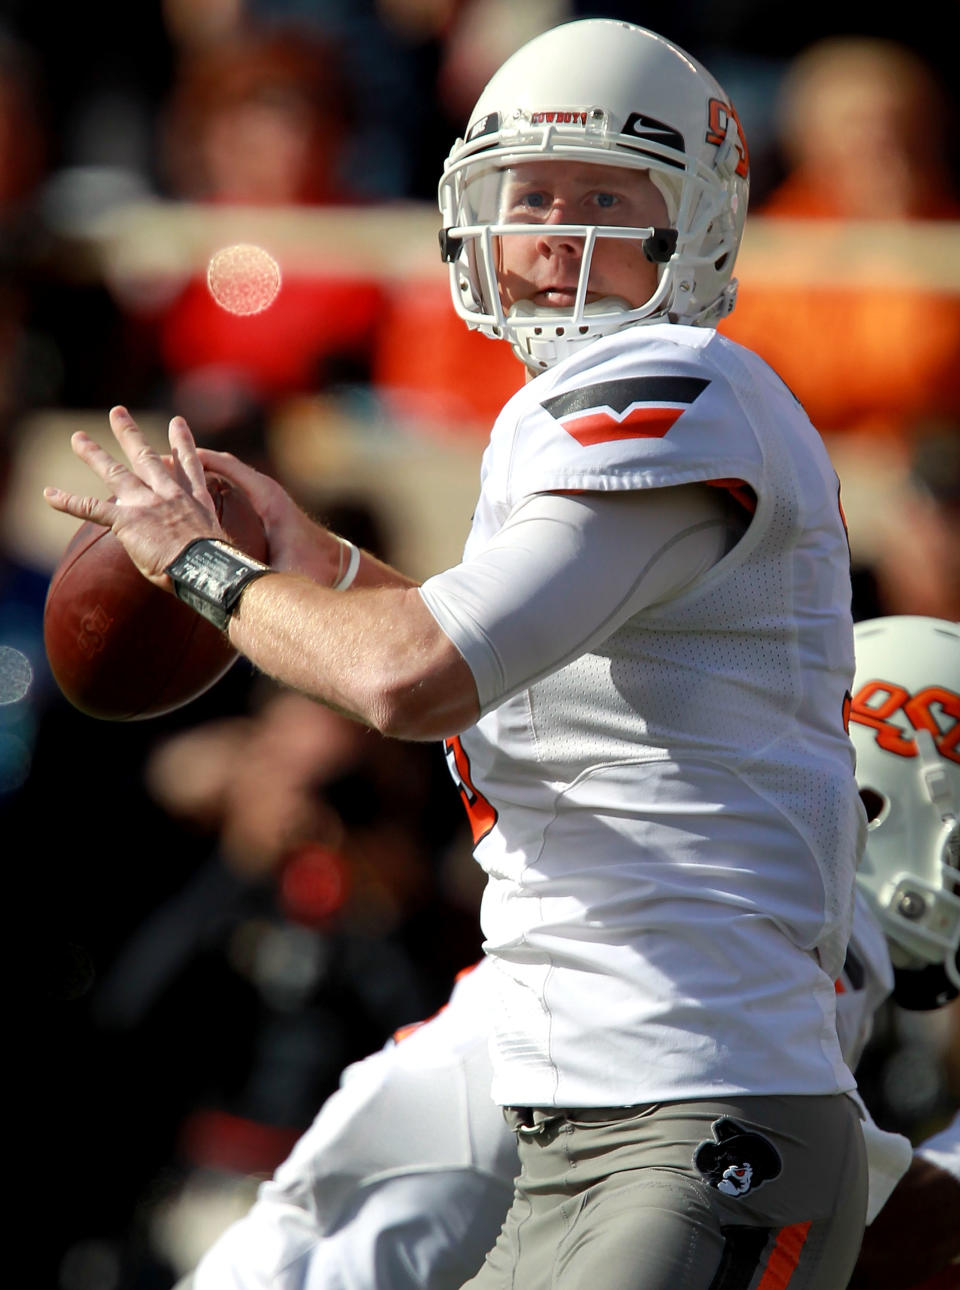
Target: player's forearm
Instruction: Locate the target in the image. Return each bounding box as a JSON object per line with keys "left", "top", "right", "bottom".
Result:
{"left": 270, "top": 516, "right": 421, "bottom": 593}
{"left": 227, "top": 573, "right": 481, "bottom": 740}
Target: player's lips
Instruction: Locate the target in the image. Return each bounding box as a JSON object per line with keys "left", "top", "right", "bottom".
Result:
{"left": 533, "top": 287, "right": 584, "bottom": 305}
{"left": 529, "top": 285, "right": 614, "bottom": 308}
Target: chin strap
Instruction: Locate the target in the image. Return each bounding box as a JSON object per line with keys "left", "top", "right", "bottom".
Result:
{"left": 685, "top": 279, "right": 739, "bottom": 327}
{"left": 506, "top": 296, "right": 635, "bottom": 373}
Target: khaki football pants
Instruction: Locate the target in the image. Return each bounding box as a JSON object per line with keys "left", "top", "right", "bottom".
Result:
{"left": 460, "top": 1094, "right": 867, "bottom": 1290}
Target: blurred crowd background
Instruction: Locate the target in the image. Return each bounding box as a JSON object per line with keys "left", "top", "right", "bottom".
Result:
{"left": 1, "top": 2, "right": 958, "bottom": 1287}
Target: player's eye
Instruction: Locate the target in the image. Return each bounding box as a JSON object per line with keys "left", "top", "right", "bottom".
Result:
{"left": 502, "top": 187, "right": 551, "bottom": 218}
{"left": 591, "top": 191, "right": 619, "bottom": 209}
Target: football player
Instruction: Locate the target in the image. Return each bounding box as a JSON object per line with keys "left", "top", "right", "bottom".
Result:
{"left": 48, "top": 19, "right": 880, "bottom": 1289}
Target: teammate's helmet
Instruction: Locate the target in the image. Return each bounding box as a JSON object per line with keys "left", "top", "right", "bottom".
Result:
{"left": 438, "top": 19, "right": 750, "bottom": 373}
{"left": 850, "top": 616, "right": 960, "bottom": 1008}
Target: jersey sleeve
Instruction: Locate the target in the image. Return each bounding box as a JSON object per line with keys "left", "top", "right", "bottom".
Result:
{"left": 419, "top": 486, "right": 739, "bottom": 714}
{"left": 495, "top": 330, "right": 765, "bottom": 507}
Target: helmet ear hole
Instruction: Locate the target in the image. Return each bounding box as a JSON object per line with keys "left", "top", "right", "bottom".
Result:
{"left": 859, "top": 787, "right": 887, "bottom": 824}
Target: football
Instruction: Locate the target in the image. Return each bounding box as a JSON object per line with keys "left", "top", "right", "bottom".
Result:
{"left": 43, "top": 473, "right": 268, "bottom": 720}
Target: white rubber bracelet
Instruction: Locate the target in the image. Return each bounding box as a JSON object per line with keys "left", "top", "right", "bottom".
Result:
{"left": 332, "top": 538, "right": 360, "bottom": 591}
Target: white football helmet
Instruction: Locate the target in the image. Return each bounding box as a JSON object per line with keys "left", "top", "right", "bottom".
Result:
{"left": 438, "top": 19, "right": 749, "bottom": 373}
{"left": 850, "top": 616, "right": 960, "bottom": 1006}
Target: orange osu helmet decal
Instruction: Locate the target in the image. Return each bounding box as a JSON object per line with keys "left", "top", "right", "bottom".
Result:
{"left": 705, "top": 99, "right": 749, "bottom": 179}
{"left": 850, "top": 678, "right": 960, "bottom": 765}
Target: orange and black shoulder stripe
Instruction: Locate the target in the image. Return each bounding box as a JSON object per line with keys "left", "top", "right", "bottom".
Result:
{"left": 541, "top": 375, "right": 709, "bottom": 446}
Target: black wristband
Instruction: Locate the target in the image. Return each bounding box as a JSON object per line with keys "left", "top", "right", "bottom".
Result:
{"left": 165, "top": 538, "right": 272, "bottom": 632}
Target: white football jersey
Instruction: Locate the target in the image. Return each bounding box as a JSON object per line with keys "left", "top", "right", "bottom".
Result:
{"left": 445, "top": 323, "right": 865, "bottom": 1107}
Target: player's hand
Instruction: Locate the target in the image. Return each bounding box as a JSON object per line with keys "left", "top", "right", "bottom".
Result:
{"left": 196, "top": 445, "right": 344, "bottom": 583}
{"left": 43, "top": 406, "right": 224, "bottom": 587}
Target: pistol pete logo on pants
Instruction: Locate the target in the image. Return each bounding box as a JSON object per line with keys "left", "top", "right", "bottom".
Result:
{"left": 694, "top": 1118, "right": 783, "bottom": 1197}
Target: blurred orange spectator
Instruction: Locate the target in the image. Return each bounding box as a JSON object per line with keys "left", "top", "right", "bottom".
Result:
{"left": 152, "top": 6, "right": 560, "bottom": 439}
{"left": 148, "top": 25, "right": 387, "bottom": 432}
{"left": 721, "top": 37, "right": 960, "bottom": 449}
{"left": 763, "top": 37, "right": 958, "bottom": 221}
{"left": 373, "top": 281, "right": 523, "bottom": 435}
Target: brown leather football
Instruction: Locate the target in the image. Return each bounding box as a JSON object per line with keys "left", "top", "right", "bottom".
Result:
{"left": 43, "top": 473, "right": 267, "bottom": 720}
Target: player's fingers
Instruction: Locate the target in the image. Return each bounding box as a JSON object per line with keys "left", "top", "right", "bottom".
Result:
{"left": 42, "top": 485, "right": 118, "bottom": 528}
{"left": 68, "top": 429, "right": 140, "bottom": 493}
{"left": 195, "top": 447, "right": 261, "bottom": 489}
{"left": 109, "top": 406, "right": 178, "bottom": 492}
{"left": 168, "top": 413, "right": 198, "bottom": 456}
{"left": 195, "top": 447, "right": 284, "bottom": 519}
{"left": 168, "top": 415, "right": 213, "bottom": 504}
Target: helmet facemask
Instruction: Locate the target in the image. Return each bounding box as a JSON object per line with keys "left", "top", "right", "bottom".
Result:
{"left": 440, "top": 132, "right": 689, "bottom": 371}
{"left": 858, "top": 730, "right": 960, "bottom": 991}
